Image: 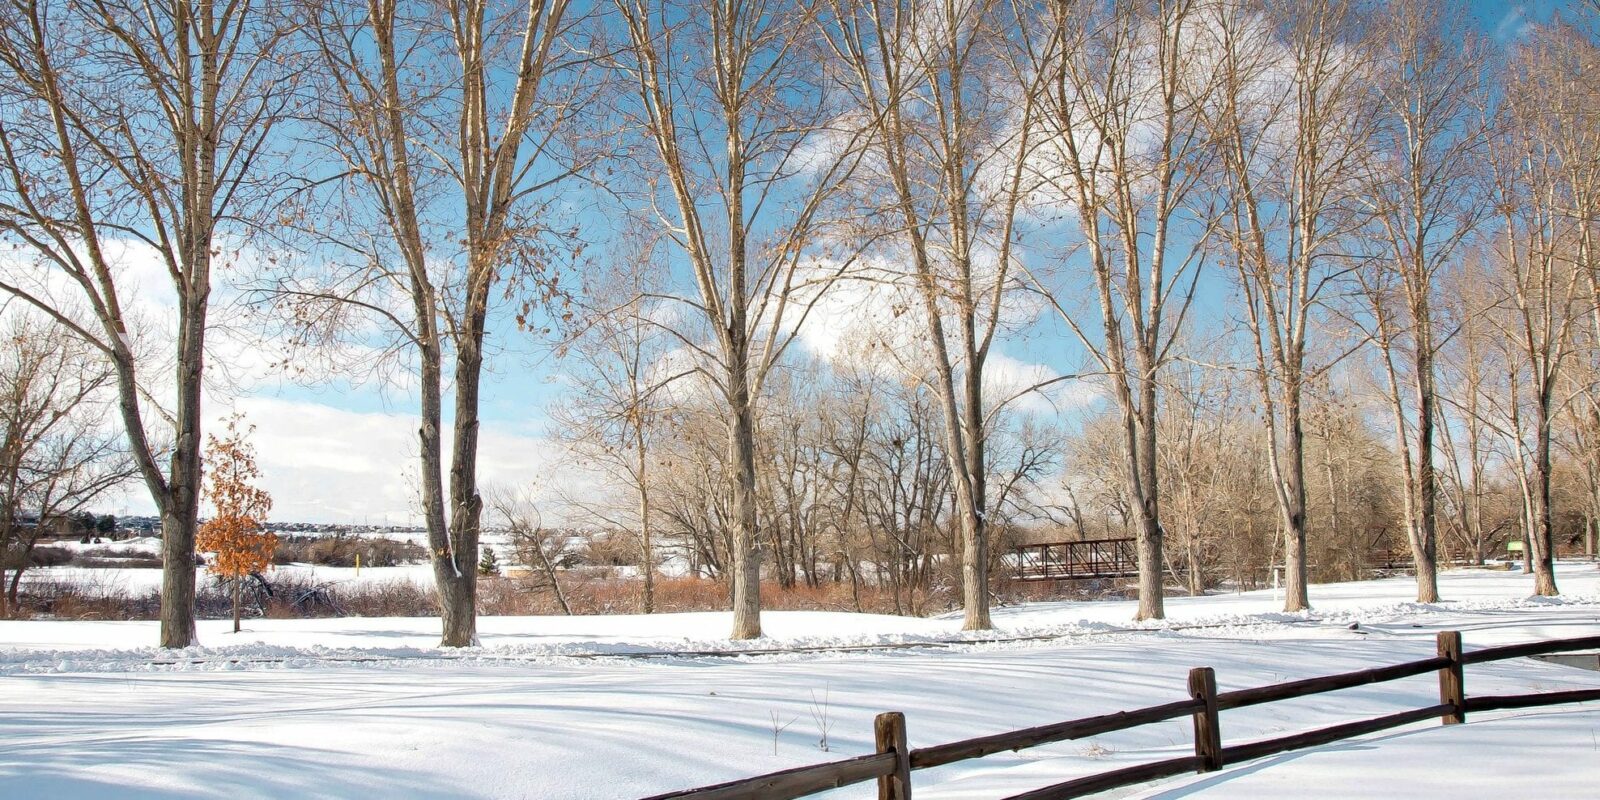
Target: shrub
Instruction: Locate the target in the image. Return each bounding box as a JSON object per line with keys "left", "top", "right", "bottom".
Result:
{"left": 272, "top": 534, "right": 426, "bottom": 567}
{"left": 26, "top": 545, "right": 72, "bottom": 568}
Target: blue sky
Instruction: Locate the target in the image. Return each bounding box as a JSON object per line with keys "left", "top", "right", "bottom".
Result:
{"left": 100, "top": 0, "right": 1583, "bottom": 524}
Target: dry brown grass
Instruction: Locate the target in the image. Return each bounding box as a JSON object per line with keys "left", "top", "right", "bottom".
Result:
{"left": 7, "top": 568, "right": 1097, "bottom": 621}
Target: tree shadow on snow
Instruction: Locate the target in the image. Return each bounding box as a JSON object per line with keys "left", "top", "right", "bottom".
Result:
{"left": 0, "top": 735, "right": 462, "bottom": 799}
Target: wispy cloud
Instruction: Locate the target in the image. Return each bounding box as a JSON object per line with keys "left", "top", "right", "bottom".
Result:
{"left": 1494, "top": 4, "right": 1530, "bottom": 41}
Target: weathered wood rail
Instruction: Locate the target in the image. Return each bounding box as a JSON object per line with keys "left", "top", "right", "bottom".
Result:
{"left": 643, "top": 630, "right": 1600, "bottom": 800}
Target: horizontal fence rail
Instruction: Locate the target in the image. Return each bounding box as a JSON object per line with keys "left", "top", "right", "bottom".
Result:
{"left": 1214, "top": 656, "right": 1451, "bottom": 710}
{"left": 644, "top": 630, "right": 1600, "bottom": 800}
{"left": 643, "top": 752, "right": 900, "bottom": 800}
{"left": 908, "top": 698, "right": 1203, "bottom": 770}
{"left": 1459, "top": 633, "right": 1600, "bottom": 665}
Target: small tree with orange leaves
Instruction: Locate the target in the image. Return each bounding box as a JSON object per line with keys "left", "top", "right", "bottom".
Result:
{"left": 197, "top": 416, "right": 274, "bottom": 632}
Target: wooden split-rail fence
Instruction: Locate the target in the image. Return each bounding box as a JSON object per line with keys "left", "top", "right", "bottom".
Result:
{"left": 644, "top": 630, "right": 1600, "bottom": 800}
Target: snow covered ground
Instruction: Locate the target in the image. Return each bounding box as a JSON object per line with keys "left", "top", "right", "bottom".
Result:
{"left": 1, "top": 563, "right": 1598, "bottom": 798}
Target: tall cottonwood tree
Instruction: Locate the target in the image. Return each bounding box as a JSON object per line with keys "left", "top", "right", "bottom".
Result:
{"left": 821, "top": 0, "right": 1045, "bottom": 630}
{"left": 1211, "top": 0, "right": 1377, "bottom": 611}
{"left": 1025, "top": 0, "right": 1220, "bottom": 620}
{"left": 283, "top": 0, "right": 586, "bottom": 645}
{"left": 1530, "top": 21, "right": 1600, "bottom": 569}
{"left": 611, "top": 0, "right": 865, "bottom": 638}
{"left": 1482, "top": 30, "right": 1593, "bottom": 596}
{"left": 0, "top": 0, "right": 296, "bottom": 647}
{"left": 1355, "top": 0, "right": 1487, "bottom": 602}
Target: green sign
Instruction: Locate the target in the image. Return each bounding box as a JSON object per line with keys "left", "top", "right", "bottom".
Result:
{"left": 1506, "top": 541, "right": 1525, "bottom": 552}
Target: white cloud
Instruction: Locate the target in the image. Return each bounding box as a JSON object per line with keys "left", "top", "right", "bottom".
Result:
{"left": 102, "top": 395, "right": 586, "bottom": 525}
{"left": 984, "top": 352, "right": 1101, "bottom": 416}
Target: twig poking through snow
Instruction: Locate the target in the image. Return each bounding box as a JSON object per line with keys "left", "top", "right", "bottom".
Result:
{"left": 769, "top": 710, "right": 796, "bottom": 756}
{"left": 809, "top": 686, "right": 833, "bottom": 752}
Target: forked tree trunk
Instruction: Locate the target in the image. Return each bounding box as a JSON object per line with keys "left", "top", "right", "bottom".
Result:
{"left": 1382, "top": 305, "right": 1441, "bottom": 604}
{"left": 439, "top": 335, "right": 487, "bottom": 647}
{"left": 418, "top": 334, "right": 463, "bottom": 645}
{"left": 159, "top": 504, "right": 199, "bottom": 648}
{"left": 958, "top": 501, "right": 988, "bottom": 630}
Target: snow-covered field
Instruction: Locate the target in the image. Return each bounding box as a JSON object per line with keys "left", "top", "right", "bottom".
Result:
{"left": 28, "top": 531, "right": 443, "bottom": 594}
{"left": 22, "top": 562, "right": 436, "bottom": 596}
{"left": 2, "top": 564, "right": 1598, "bottom": 799}
{"left": 22, "top": 528, "right": 552, "bottom": 594}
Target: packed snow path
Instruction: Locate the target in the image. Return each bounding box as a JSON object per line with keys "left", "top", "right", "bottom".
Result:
{"left": 1, "top": 564, "right": 1597, "bottom": 798}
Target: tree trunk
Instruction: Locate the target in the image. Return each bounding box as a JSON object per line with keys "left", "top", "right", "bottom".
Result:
{"left": 1133, "top": 365, "right": 1165, "bottom": 620}
{"left": 4, "top": 567, "right": 19, "bottom": 615}
{"left": 439, "top": 336, "right": 486, "bottom": 647}
{"left": 1186, "top": 535, "right": 1202, "bottom": 596}
{"left": 1521, "top": 517, "right": 1532, "bottom": 574}
{"left": 159, "top": 507, "right": 199, "bottom": 648}
{"left": 1280, "top": 390, "right": 1310, "bottom": 613}
{"left": 728, "top": 374, "right": 762, "bottom": 639}
{"left": 959, "top": 355, "right": 990, "bottom": 631}
{"left": 1411, "top": 342, "right": 1441, "bottom": 603}
{"left": 639, "top": 473, "right": 654, "bottom": 614}
{"left": 158, "top": 284, "right": 207, "bottom": 649}
{"left": 1531, "top": 398, "right": 1559, "bottom": 595}
{"left": 533, "top": 539, "right": 572, "bottom": 615}
{"left": 417, "top": 329, "right": 463, "bottom": 646}
{"left": 232, "top": 577, "right": 242, "bottom": 633}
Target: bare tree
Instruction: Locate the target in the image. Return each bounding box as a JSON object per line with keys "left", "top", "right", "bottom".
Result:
{"left": 487, "top": 486, "right": 572, "bottom": 615}
{"left": 1157, "top": 349, "right": 1253, "bottom": 596}
{"left": 1353, "top": 0, "right": 1488, "bottom": 602}
{"left": 277, "top": 0, "right": 588, "bottom": 646}
{"left": 820, "top": 0, "right": 1048, "bottom": 629}
{"left": 0, "top": 0, "right": 296, "bottom": 646}
{"left": 1211, "top": 0, "right": 1378, "bottom": 611}
{"left": 549, "top": 261, "right": 677, "bottom": 613}
{"left": 1024, "top": 0, "right": 1220, "bottom": 619}
{"left": 0, "top": 316, "right": 137, "bottom": 614}
{"left": 1436, "top": 265, "right": 1504, "bottom": 565}
{"left": 1482, "top": 29, "right": 1594, "bottom": 595}
{"left": 610, "top": 0, "right": 865, "bottom": 638}
{"left": 1534, "top": 19, "right": 1600, "bottom": 566}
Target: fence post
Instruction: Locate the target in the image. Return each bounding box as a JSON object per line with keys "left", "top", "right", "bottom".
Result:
{"left": 1188, "top": 667, "right": 1222, "bottom": 771}
{"left": 875, "top": 711, "right": 912, "bottom": 800}
{"left": 1437, "top": 631, "right": 1465, "bottom": 725}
